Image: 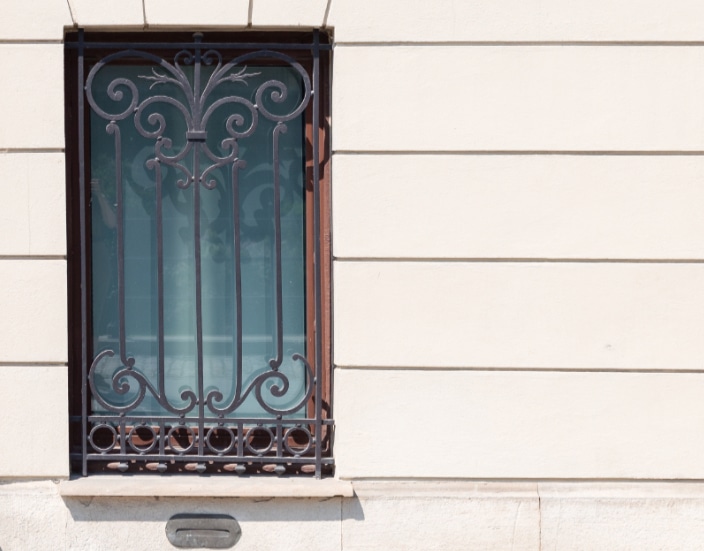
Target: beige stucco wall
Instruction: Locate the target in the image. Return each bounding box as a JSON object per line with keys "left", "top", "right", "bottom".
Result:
{"left": 4, "top": 0, "right": 704, "bottom": 549}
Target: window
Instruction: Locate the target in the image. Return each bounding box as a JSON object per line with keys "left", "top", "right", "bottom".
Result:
{"left": 65, "top": 31, "right": 333, "bottom": 477}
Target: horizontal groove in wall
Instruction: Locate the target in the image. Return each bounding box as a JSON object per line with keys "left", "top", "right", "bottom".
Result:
{"left": 335, "top": 41, "right": 704, "bottom": 47}
{"left": 345, "top": 476, "right": 704, "bottom": 483}
{"left": 0, "top": 148, "right": 65, "bottom": 154}
{"left": 333, "top": 257, "right": 704, "bottom": 264}
{"left": 333, "top": 150, "right": 704, "bottom": 156}
{"left": 0, "top": 256, "right": 66, "bottom": 261}
{"left": 334, "top": 366, "right": 704, "bottom": 374}
{"left": 0, "top": 40, "right": 63, "bottom": 45}
{"left": 0, "top": 362, "right": 67, "bottom": 367}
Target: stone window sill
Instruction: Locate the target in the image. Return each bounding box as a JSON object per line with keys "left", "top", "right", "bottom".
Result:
{"left": 59, "top": 475, "right": 354, "bottom": 498}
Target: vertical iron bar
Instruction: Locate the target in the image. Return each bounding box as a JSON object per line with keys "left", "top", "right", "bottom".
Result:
{"left": 312, "top": 30, "right": 323, "bottom": 478}
{"left": 276, "top": 422, "right": 283, "bottom": 459}
{"left": 232, "top": 159, "right": 243, "bottom": 404}
{"left": 159, "top": 419, "right": 165, "bottom": 457}
{"left": 119, "top": 418, "right": 126, "bottom": 455}
{"left": 269, "top": 123, "right": 285, "bottom": 370}
{"left": 112, "top": 123, "right": 130, "bottom": 369}
{"left": 193, "top": 38, "right": 205, "bottom": 460}
{"left": 194, "top": 144, "right": 204, "bottom": 458}
{"left": 77, "top": 28, "right": 88, "bottom": 477}
{"left": 156, "top": 163, "right": 166, "bottom": 398}
{"left": 237, "top": 421, "right": 244, "bottom": 458}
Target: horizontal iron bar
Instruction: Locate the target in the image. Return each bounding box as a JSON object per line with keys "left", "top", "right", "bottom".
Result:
{"left": 66, "top": 42, "right": 331, "bottom": 51}
{"left": 82, "top": 454, "right": 334, "bottom": 464}
{"left": 88, "top": 416, "right": 334, "bottom": 425}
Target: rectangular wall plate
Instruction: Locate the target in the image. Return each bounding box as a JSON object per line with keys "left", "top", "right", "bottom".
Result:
{"left": 166, "top": 514, "right": 241, "bottom": 549}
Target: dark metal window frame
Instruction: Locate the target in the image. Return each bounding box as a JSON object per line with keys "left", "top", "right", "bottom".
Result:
{"left": 65, "top": 30, "right": 333, "bottom": 477}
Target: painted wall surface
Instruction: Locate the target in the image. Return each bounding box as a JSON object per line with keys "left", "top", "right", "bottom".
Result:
{"left": 3, "top": 0, "right": 704, "bottom": 549}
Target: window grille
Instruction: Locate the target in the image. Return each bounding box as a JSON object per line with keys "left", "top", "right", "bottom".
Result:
{"left": 66, "top": 30, "right": 333, "bottom": 477}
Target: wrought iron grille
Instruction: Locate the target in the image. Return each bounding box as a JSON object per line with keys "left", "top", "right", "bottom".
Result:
{"left": 67, "top": 31, "right": 333, "bottom": 477}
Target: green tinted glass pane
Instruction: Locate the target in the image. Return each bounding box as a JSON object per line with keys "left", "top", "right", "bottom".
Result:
{"left": 89, "top": 63, "right": 307, "bottom": 418}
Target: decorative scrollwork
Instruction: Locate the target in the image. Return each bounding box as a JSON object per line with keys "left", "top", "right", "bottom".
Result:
{"left": 89, "top": 349, "right": 197, "bottom": 415}
{"left": 205, "top": 353, "right": 314, "bottom": 416}
{"left": 86, "top": 46, "right": 311, "bottom": 189}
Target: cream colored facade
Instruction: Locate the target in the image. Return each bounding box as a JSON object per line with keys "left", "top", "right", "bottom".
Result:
{"left": 3, "top": 1, "right": 704, "bottom": 549}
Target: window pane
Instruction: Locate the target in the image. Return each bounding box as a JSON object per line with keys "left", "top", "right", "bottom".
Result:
{"left": 89, "top": 63, "right": 307, "bottom": 418}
